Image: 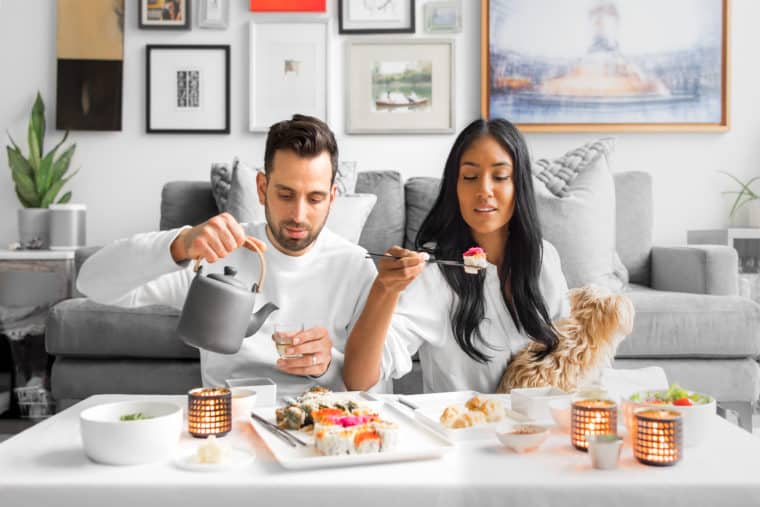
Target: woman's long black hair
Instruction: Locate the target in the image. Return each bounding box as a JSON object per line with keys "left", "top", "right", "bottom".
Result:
{"left": 415, "top": 118, "right": 559, "bottom": 363}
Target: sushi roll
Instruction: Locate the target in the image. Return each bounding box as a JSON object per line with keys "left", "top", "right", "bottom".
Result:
{"left": 372, "top": 420, "right": 400, "bottom": 452}
{"left": 463, "top": 247, "right": 487, "bottom": 274}
{"left": 354, "top": 429, "right": 382, "bottom": 454}
{"left": 315, "top": 426, "right": 353, "bottom": 456}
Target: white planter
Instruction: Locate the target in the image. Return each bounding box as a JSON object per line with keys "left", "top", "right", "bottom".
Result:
{"left": 17, "top": 208, "right": 50, "bottom": 249}
{"left": 745, "top": 200, "right": 760, "bottom": 227}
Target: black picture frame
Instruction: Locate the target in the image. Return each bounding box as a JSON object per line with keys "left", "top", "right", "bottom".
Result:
{"left": 139, "top": 0, "right": 191, "bottom": 30}
{"left": 338, "top": 0, "right": 415, "bottom": 34}
{"left": 146, "top": 45, "right": 230, "bottom": 134}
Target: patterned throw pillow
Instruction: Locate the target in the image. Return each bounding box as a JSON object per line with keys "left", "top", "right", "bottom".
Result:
{"left": 533, "top": 138, "right": 629, "bottom": 291}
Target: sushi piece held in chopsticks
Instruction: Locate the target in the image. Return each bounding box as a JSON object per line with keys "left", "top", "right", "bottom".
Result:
{"left": 463, "top": 247, "right": 487, "bottom": 274}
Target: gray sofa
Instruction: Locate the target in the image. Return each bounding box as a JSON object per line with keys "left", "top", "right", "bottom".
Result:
{"left": 46, "top": 170, "right": 760, "bottom": 430}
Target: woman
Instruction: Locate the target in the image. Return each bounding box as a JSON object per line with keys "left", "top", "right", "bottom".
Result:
{"left": 343, "top": 118, "right": 569, "bottom": 393}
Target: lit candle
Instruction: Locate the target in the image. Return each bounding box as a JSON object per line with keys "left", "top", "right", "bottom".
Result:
{"left": 187, "top": 387, "right": 232, "bottom": 438}
{"left": 633, "top": 409, "right": 682, "bottom": 466}
{"left": 571, "top": 399, "right": 617, "bottom": 451}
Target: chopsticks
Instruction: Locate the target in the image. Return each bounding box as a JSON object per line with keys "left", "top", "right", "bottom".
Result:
{"left": 364, "top": 252, "right": 481, "bottom": 270}
{"left": 250, "top": 411, "right": 307, "bottom": 447}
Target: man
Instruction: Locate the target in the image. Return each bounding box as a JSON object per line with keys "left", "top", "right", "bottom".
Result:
{"left": 77, "top": 115, "right": 380, "bottom": 394}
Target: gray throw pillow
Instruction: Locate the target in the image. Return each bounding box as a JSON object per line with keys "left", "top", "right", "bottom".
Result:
{"left": 533, "top": 138, "right": 628, "bottom": 290}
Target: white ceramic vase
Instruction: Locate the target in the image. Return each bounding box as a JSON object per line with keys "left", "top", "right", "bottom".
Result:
{"left": 17, "top": 208, "right": 50, "bottom": 249}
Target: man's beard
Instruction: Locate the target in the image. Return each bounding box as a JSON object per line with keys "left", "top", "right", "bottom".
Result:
{"left": 264, "top": 199, "right": 329, "bottom": 253}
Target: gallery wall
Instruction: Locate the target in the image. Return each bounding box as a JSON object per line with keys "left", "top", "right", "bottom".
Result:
{"left": 2, "top": 0, "right": 760, "bottom": 248}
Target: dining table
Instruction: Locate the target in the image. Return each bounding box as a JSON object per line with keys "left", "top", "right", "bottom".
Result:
{"left": 1, "top": 394, "right": 759, "bottom": 507}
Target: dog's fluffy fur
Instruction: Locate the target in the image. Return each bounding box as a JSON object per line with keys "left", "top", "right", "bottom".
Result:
{"left": 497, "top": 285, "right": 634, "bottom": 393}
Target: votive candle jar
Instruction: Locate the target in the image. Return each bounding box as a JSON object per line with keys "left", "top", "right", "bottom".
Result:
{"left": 633, "top": 409, "right": 683, "bottom": 466}
{"left": 571, "top": 399, "right": 617, "bottom": 451}
{"left": 187, "top": 387, "right": 232, "bottom": 438}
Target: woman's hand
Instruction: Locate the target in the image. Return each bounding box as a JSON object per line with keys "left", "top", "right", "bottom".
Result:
{"left": 170, "top": 212, "right": 266, "bottom": 263}
{"left": 373, "top": 246, "right": 429, "bottom": 295}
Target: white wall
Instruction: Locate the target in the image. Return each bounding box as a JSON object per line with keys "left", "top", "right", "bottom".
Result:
{"left": 2, "top": 0, "right": 760, "bottom": 248}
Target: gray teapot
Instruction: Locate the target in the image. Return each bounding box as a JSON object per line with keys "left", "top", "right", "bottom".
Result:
{"left": 177, "top": 239, "right": 278, "bottom": 354}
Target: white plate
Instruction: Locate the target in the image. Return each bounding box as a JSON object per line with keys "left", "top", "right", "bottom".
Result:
{"left": 401, "top": 391, "right": 552, "bottom": 443}
{"left": 173, "top": 447, "right": 256, "bottom": 472}
{"left": 249, "top": 402, "right": 453, "bottom": 470}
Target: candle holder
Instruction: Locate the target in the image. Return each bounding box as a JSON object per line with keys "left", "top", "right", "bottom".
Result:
{"left": 633, "top": 409, "right": 682, "bottom": 466}
{"left": 187, "top": 387, "right": 232, "bottom": 438}
{"left": 571, "top": 399, "right": 617, "bottom": 451}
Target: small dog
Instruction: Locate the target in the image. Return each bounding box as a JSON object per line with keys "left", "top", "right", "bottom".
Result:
{"left": 497, "top": 285, "right": 635, "bottom": 393}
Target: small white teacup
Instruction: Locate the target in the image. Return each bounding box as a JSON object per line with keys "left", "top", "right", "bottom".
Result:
{"left": 587, "top": 434, "right": 623, "bottom": 470}
{"left": 230, "top": 388, "right": 257, "bottom": 420}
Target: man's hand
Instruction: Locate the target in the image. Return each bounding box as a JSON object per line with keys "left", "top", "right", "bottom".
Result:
{"left": 170, "top": 212, "right": 267, "bottom": 263}
{"left": 275, "top": 326, "right": 333, "bottom": 377}
{"left": 374, "top": 245, "right": 428, "bottom": 296}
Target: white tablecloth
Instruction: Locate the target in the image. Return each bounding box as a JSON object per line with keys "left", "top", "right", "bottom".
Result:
{"left": 0, "top": 394, "right": 759, "bottom": 507}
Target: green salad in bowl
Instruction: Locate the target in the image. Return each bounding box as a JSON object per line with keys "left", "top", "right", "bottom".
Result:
{"left": 628, "top": 383, "right": 713, "bottom": 407}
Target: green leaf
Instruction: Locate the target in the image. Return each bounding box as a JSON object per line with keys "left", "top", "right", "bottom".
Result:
{"left": 39, "top": 130, "right": 69, "bottom": 192}
{"left": 31, "top": 92, "right": 45, "bottom": 155}
{"left": 15, "top": 187, "right": 33, "bottom": 208}
{"left": 6, "top": 144, "right": 33, "bottom": 180}
{"left": 40, "top": 169, "right": 78, "bottom": 208}
{"left": 57, "top": 191, "right": 72, "bottom": 204}
{"left": 7, "top": 146, "right": 39, "bottom": 205}
{"left": 27, "top": 120, "right": 41, "bottom": 172}
{"left": 50, "top": 143, "right": 76, "bottom": 182}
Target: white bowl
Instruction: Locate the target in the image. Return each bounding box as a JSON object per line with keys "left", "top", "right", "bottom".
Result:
{"left": 79, "top": 401, "right": 183, "bottom": 465}
{"left": 621, "top": 392, "right": 716, "bottom": 447}
{"left": 496, "top": 424, "right": 551, "bottom": 453}
{"left": 225, "top": 377, "right": 276, "bottom": 407}
{"left": 510, "top": 387, "right": 572, "bottom": 420}
{"left": 230, "top": 388, "right": 257, "bottom": 420}
{"left": 548, "top": 398, "right": 571, "bottom": 431}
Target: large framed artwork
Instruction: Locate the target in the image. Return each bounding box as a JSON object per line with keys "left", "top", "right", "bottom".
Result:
{"left": 248, "top": 19, "right": 328, "bottom": 132}
{"left": 481, "top": 0, "right": 730, "bottom": 132}
{"left": 56, "top": 0, "right": 124, "bottom": 131}
{"left": 146, "top": 45, "right": 230, "bottom": 134}
{"left": 139, "top": 0, "right": 190, "bottom": 29}
{"left": 346, "top": 39, "right": 455, "bottom": 134}
{"left": 339, "top": 0, "right": 415, "bottom": 34}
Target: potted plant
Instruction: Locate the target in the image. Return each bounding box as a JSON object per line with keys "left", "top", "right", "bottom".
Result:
{"left": 720, "top": 171, "right": 760, "bottom": 227}
{"left": 6, "top": 92, "right": 77, "bottom": 248}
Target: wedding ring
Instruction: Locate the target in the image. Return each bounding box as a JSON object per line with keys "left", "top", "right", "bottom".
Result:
{"left": 312, "top": 355, "right": 318, "bottom": 366}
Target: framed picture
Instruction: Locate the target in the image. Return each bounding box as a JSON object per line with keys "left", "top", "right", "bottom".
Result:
{"left": 424, "top": 1, "right": 461, "bottom": 33}
{"left": 199, "top": 0, "right": 229, "bottom": 29}
{"left": 249, "top": 0, "right": 326, "bottom": 12}
{"left": 345, "top": 39, "right": 455, "bottom": 134}
{"left": 139, "top": 0, "right": 190, "bottom": 29}
{"left": 248, "top": 19, "right": 328, "bottom": 132}
{"left": 146, "top": 45, "right": 230, "bottom": 134}
{"left": 481, "top": 0, "right": 730, "bottom": 132}
{"left": 339, "top": 0, "right": 415, "bottom": 34}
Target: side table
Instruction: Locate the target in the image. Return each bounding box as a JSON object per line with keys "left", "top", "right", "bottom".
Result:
{"left": 0, "top": 250, "right": 76, "bottom": 418}
{"left": 687, "top": 228, "right": 760, "bottom": 300}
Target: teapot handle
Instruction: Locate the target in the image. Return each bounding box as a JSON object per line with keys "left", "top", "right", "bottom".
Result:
{"left": 190, "top": 236, "right": 267, "bottom": 293}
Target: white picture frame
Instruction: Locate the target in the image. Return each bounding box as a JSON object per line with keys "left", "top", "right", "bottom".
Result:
{"left": 345, "top": 39, "right": 455, "bottom": 134}
{"left": 424, "top": 0, "right": 462, "bottom": 33}
{"left": 248, "top": 19, "right": 329, "bottom": 132}
{"left": 199, "top": 0, "right": 229, "bottom": 29}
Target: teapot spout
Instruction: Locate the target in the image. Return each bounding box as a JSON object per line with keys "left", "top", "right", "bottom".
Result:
{"left": 246, "top": 302, "right": 279, "bottom": 336}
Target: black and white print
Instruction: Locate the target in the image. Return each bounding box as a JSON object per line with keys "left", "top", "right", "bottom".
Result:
{"left": 176, "top": 70, "right": 200, "bottom": 109}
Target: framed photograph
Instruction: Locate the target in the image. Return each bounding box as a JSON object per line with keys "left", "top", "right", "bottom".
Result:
{"left": 424, "top": 1, "right": 461, "bottom": 33}
{"left": 146, "top": 45, "right": 230, "bottom": 134}
{"left": 249, "top": 0, "right": 326, "bottom": 12}
{"left": 199, "top": 0, "right": 229, "bottom": 29}
{"left": 345, "top": 39, "right": 455, "bottom": 134}
{"left": 139, "top": 0, "right": 190, "bottom": 29}
{"left": 339, "top": 0, "right": 415, "bottom": 34}
{"left": 481, "top": 0, "right": 730, "bottom": 132}
{"left": 249, "top": 19, "right": 328, "bottom": 132}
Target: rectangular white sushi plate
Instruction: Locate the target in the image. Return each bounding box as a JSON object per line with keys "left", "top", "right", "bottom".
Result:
{"left": 249, "top": 401, "right": 454, "bottom": 470}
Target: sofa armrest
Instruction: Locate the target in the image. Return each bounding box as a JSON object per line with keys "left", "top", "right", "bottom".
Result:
{"left": 651, "top": 245, "right": 738, "bottom": 295}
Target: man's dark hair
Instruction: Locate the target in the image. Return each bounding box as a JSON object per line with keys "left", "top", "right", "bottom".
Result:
{"left": 264, "top": 114, "right": 338, "bottom": 183}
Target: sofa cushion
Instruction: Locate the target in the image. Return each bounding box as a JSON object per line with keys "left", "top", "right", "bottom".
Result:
{"left": 616, "top": 289, "right": 760, "bottom": 358}
{"left": 46, "top": 298, "right": 198, "bottom": 359}
{"left": 613, "top": 171, "right": 653, "bottom": 285}
{"left": 160, "top": 181, "right": 218, "bottom": 230}
{"left": 533, "top": 138, "right": 626, "bottom": 290}
{"left": 356, "top": 170, "right": 405, "bottom": 253}
{"left": 326, "top": 194, "right": 378, "bottom": 244}
{"left": 404, "top": 177, "right": 440, "bottom": 249}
